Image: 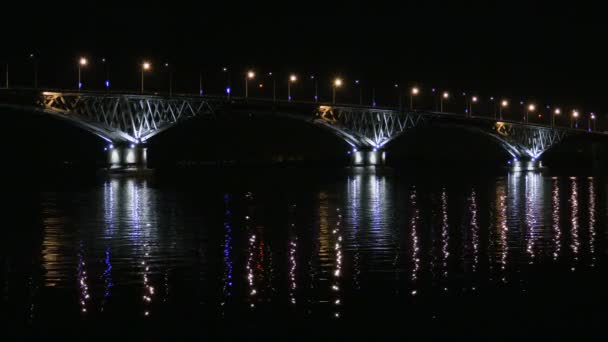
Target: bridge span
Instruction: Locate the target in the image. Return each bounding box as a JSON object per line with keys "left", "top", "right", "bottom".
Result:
{"left": 0, "top": 89, "right": 604, "bottom": 170}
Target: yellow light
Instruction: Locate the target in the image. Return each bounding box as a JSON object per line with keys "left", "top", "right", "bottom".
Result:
{"left": 442, "top": 92, "right": 449, "bottom": 99}
{"left": 289, "top": 74, "right": 297, "bottom": 82}
{"left": 334, "top": 78, "right": 343, "bottom": 87}
{"left": 142, "top": 62, "right": 151, "bottom": 70}
{"left": 573, "top": 110, "right": 579, "bottom": 118}
{"left": 472, "top": 96, "right": 478, "bottom": 102}
{"left": 501, "top": 100, "right": 508, "bottom": 107}
{"left": 79, "top": 57, "right": 88, "bottom": 66}
{"left": 528, "top": 104, "right": 535, "bottom": 111}
{"left": 247, "top": 71, "right": 255, "bottom": 79}
{"left": 554, "top": 108, "right": 561, "bottom": 115}
{"left": 411, "top": 87, "right": 419, "bottom": 95}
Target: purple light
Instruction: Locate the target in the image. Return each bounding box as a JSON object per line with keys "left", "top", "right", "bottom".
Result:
{"left": 105, "top": 80, "right": 110, "bottom": 88}
{"left": 465, "top": 109, "right": 469, "bottom": 113}
{"left": 372, "top": 101, "right": 377, "bottom": 107}
{"left": 432, "top": 88, "right": 436, "bottom": 92}
{"left": 314, "top": 95, "right": 318, "bottom": 101}
{"left": 226, "top": 87, "right": 231, "bottom": 94}
{"left": 199, "top": 89, "right": 204, "bottom": 95}
{"left": 288, "top": 96, "right": 292, "bottom": 101}
{"left": 78, "top": 82, "right": 82, "bottom": 89}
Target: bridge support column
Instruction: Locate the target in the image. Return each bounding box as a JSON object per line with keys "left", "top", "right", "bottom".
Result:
{"left": 351, "top": 150, "right": 386, "bottom": 166}
{"left": 511, "top": 159, "right": 541, "bottom": 171}
{"left": 107, "top": 145, "right": 148, "bottom": 170}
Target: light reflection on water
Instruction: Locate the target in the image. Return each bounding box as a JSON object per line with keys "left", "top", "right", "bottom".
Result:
{"left": 1, "top": 172, "right": 606, "bottom": 335}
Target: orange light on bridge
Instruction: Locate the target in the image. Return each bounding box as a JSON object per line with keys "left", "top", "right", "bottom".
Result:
{"left": 258, "top": 83, "right": 264, "bottom": 88}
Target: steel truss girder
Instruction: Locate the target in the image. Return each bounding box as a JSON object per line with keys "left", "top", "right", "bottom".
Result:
{"left": 493, "top": 122, "right": 567, "bottom": 158}
{"left": 315, "top": 105, "right": 425, "bottom": 148}
{"left": 37, "top": 92, "right": 216, "bottom": 143}
{"left": 316, "top": 106, "right": 569, "bottom": 158}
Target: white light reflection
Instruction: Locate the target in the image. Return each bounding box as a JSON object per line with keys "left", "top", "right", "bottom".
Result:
{"left": 524, "top": 173, "right": 541, "bottom": 264}
{"left": 410, "top": 188, "right": 420, "bottom": 293}
{"left": 551, "top": 178, "right": 561, "bottom": 261}
{"left": 569, "top": 177, "right": 580, "bottom": 271}
{"left": 332, "top": 208, "right": 343, "bottom": 319}
{"left": 588, "top": 177, "right": 596, "bottom": 267}
{"left": 468, "top": 189, "right": 480, "bottom": 274}
{"left": 77, "top": 242, "right": 90, "bottom": 314}
{"left": 288, "top": 204, "right": 297, "bottom": 306}
{"left": 496, "top": 182, "right": 508, "bottom": 281}
{"left": 348, "top": 175, "right": 362, "bottom": 290}
{"left": 220, "top": 194, "right": 234, "bottom": 314}
{"left": 440, "top": 189, "right": 450, "bottom": 287}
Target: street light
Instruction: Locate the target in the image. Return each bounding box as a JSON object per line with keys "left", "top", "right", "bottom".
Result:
{"left": 29, "top": 53, "right": 37, "bottom": 89}
{"left": 267, "top": 72, "right": 276, "bottom": 102}
{"left": 355, "top": 79, "right": 362, "bottom": 105}
{"left": 101, "top": 58, "right": 110, "bottom": 92}
{"left": 311, "top": 75, "right": 318, "bottom": 102}
{"left": 499, "top": 100, "right": 508, "bottom": 120}
{"left": 394, "top": 83, "right": 401, "bottom": 109}
{"left": 440, "top": 91, "right": 449, "bottom": 112}
{"left": 572, "top": 109, "right": 579, "bottom": 128}
{"left": 589, "top": 112, "right": 596, "bottom": 131}
{"left": 77, "top": 57, "right": 87, "bottom": 91}
{"left": 469, "top": 96, "right": 478, "bottom": 117}
{"left": 164, "top": 62, "right": 173, "bottom": 97}
{"left": 288, "top": 74, "right": 297, "bottom": 101}
{"left": 222, "top": 67, "right": 230, "bottom": 99}
{"left": 141, "top": 61, "right": 151, "bottom": 94}
{"left": 552, "top": 108, "right": 560, "bottom": 127}
{"left": 333, "top": 78, "right": 342, "bottom": 104}
{"left": 245, "top": 70, "right": 255, "bottom": 98}
{"left": 410, "top": 87, "right": 419, "bottom": 110}
{"left": 526, "top": 104, "right": 535, "bottom": 123}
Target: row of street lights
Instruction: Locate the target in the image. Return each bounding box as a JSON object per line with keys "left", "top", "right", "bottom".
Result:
{"left": 0, "top": 57, "right": 601, "bottom": 131}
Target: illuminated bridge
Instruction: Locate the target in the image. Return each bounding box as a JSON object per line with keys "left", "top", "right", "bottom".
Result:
{"left": 0, "top": 89, "right": 604, "bottom": 169}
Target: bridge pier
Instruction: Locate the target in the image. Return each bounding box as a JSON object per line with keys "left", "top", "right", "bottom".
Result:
{"left": 106, "top": 144, "right": 148, "bottom": 170}
{"left": 510, "top": 159, "right": 542, "bottom": 171}
{"left": 351, "top": 150, "right": 386, "bottom": 166}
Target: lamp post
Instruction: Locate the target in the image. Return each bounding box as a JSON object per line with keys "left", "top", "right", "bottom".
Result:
{"left": 141, "top": 61, "right": 151, "bottom": 94}
{"left": 552, "top": 108, "right": 560, "bottom": 128}
{"left": 333, "top": 78, "right": 342, "bottom": 104}
{"left": 164, "top": 62, "right": 172, "bottom": 97}
{"left": 199, "top": 70, "right": 203, "bottom": 95}
{"left": 469, "top": 96, "right": 478, "bottom": 117}
{"left": 245, "top": 70, "right": 255, "bottom": 98}
{"left": 589, "top": 112, "right": 596, "bottom": 131}
{"left": 222, "top": 67, "right": 230, "bottom": 99}
{"left": 311, "top": 75, "right": 318, "bottom": 102}
{"left": 288, "top": 74, "right": 297, "bottom": 101}
{"left": 410, "top": 86, "right": 419, "bottom": 110}
{"left": 29, "top": 53, "right": 37, "bottom": 89}
{"left": 372, "top": 87, "right": 376, "bottom": 107}
{"left": 78, "top": 57, "right": 87, "bottom": 91}
{"left": 394, "top": 84, "right": 401, "bottom": 110}
{"left": 526, "top": 104, "right": 535, "bottom": 124}
{"left": 101, "top": 58, "right": 110, "bottom": 92}
{"left": 571, "top": 110, "right": 579, "bottom": 128}
{"left": 499, "top": 100, "right": 508, "bottom": 120}
{"left": 355, "top": 80, "right": 362, "bottom": 105}
{"left": 440, "top": 91, "right": 449, "bottom": 112}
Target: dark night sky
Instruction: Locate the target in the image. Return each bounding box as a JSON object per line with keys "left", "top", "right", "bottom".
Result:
{"left": 3, "top": 1, "right": 608, "bottom": 112}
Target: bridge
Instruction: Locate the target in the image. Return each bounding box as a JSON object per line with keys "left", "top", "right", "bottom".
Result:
{"left": 0, "top": 89, "right": 604, "bottom": 170}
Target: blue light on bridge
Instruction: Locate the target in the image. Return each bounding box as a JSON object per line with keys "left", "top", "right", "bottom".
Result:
{"left": 200, "top": 89, "right": 204, "bottom": 95}
{"left": 372, "top": 101, "right": 376, "bottom": 107}
{"left": 105, "top": 80, "right": 110, "bottom": 88}
{"left": 130, "top": 144, "right": 135, "bottom": 148}
{"left": 109, "top": 144, "right": 114, "bottom": 149}
{"left": 78, "top": 82, "right": 82, "bottom": 89}
{"left": 353, "top": 148, "right": 358, "bottom": 153}
{"left": 226, "top": 87, "right": 231, "bottom": 95}
{"left": 314, "top": 95, "right": 318, "bottom": 101}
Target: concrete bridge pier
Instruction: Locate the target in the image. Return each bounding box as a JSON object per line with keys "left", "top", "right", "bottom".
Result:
{"left": 510, "top": 158, "right": 542, "bottom": 171}
{"left": 106, "top": 144, "right": 148, "bottom": 170}
{"left": 350, "top": 149, "right": 386, "bottom": 166}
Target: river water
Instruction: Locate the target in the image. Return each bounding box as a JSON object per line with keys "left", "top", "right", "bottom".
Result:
{"left": 1, "top": 168, "right": 606, "bottom": 338}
